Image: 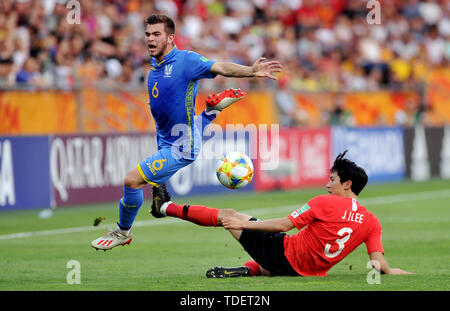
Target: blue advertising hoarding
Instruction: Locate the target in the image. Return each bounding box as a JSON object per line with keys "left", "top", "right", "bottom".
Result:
{"left": 0, "top": 136, "right": 51, "bottom": 211}
{"left": 1, "top": 126, "right": 408, "bottom": 211}
{"left": 331, "top": 126, "right": 406, "bottom": 183}
{"left": 48, "top": 131, "right": 254, "bottom": 205}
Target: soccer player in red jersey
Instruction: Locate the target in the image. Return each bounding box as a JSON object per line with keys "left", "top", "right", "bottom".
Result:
{"left": 152, "top": 150, "right": 412, "bottom": 277}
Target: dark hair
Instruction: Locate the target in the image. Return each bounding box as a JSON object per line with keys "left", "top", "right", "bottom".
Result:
{"left": 145, "top": 14, "right": 175, "bottom": 35}
{"left": 331, "top": 150, "right": 368, "bottom": 195}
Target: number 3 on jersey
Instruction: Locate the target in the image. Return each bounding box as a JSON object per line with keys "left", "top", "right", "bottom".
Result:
{"left": 152, "top": 82, "right": 159, "bottom": 98}
{"left": 324, "top": 227, "right": 353, "bottom": 258}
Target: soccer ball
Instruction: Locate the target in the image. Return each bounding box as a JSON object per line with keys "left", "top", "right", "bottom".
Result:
{"left": 216, "top": 152, "right": 254, "bottom": 189}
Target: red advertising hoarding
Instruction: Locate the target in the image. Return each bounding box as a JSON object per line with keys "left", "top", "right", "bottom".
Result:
{"left": 254, "top": 127, "right": 331, "bottom": 191}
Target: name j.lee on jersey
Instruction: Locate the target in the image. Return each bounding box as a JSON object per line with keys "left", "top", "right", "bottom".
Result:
{"left": 342, "top": 211, "right": 364, "bottom": 224}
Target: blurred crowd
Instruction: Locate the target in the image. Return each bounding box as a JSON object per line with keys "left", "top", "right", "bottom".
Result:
{"left": 0, "top": 0, "right": 449, "bottom": 94}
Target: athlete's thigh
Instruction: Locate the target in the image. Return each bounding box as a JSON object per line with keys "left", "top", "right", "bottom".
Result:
{"left": 137, "top": 148, "right": 194, "bottom": 186}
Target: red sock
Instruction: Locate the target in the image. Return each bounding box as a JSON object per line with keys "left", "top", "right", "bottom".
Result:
{"left": 244, "top": 260, "right": 261, "bottom": 276}
{"left": 165, "top": 203, "right": 219, "bottom": 227}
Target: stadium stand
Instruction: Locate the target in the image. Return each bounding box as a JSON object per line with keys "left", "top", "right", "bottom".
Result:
{"left": 0, "top": 0, "right": 449, "bottom": 133}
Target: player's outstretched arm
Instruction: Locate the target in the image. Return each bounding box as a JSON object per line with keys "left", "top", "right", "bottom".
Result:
{"left": 222, "top": 216, "right": 295, "bottom": 232}
{"left": 211, "top": 57, "right": 282, "bottom": 80}
{"left": 369, "top": 251, "right": 413, "bottom": 275}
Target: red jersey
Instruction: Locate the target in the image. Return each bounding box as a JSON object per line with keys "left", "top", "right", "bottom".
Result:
{"left": 284, "top": 194, "right": 384, "bottom": 277}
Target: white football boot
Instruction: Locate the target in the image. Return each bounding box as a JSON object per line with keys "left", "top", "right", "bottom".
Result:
{"left": 91, "top": 227, "right": 132, "bottom": 251}
{"left": 205, "top": 88, "right": 246, "bottom": 113}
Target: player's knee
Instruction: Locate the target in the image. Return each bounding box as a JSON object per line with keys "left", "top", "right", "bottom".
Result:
{"left": 124, "top": 171, "right": 142, "bottom": 188}
{"left": 220, "top": 209, "right": 237, "bottom": 217}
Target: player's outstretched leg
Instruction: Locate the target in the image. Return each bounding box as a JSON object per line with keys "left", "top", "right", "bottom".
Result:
{"left": 205, "top": 88, "right": 246, "bottom": 113}
{"left": 154, "top": 200, "right": 220, "bottom": 226}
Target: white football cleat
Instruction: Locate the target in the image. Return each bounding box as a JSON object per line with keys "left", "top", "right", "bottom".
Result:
{"left": 91, "top": 227, "right": 132, "bottom": 251}
{"left": 205, "top": 88, "right": 246, "bottom": 113}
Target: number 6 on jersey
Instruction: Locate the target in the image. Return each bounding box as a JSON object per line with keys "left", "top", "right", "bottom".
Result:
{"left": 152, "top": 82, "right": 159, "bottom": 98}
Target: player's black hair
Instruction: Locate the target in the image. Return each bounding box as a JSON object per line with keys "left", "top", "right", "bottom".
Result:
{"left": 330, "top": 150, "right": 368, "bottom": 195}
{"left": 145, "top": 14, "right": 175, "bottom": 35}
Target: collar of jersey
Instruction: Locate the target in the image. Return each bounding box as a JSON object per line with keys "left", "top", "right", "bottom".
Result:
{"left": 154, "top": 46, "right": 178, "bottom": 67}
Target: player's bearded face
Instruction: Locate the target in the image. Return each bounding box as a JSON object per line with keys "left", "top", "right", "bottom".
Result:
{"left": 145, "top": 23, "right": 174, "bottom": 59}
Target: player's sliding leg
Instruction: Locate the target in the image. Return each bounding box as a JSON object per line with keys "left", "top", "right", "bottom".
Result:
{"left": 165, "top": 205, "right": 268, "bottom": 278}
{"left": 153, "top": 198, "right": 269, "bottom": 278}
{"left": 205, "top": 217, "right": 270, "bottom": 278}
{"left": 156, "top": 200, "right": 254, "bottom": 231}
{"left": 157, "top": 202, "right": 220, "bottom": 226}
{"left": 205, "top": 260, "right": 265, "bottom": 278}
{"left": 205, "top": 266, "right": 250, "bottom": 278}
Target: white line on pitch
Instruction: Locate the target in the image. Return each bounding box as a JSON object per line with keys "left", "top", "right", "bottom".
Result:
{"left": 0, "top": 189, "right": 449, "bottom": 240}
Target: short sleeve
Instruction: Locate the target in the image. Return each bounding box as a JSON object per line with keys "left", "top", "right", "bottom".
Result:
{"left": 185, "top": 51, "right": 217, "bottom": 81}
{"left": 287, "top": 196, "right": 326, "bottom": 230}
{"left": 365, "top": 217, "right": 384, "bottom": 254}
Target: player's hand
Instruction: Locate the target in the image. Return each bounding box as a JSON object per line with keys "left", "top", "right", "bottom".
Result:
{"left": 221, "top": 216, "right": 244, "bottom": 230}
{"left": 388, "top": 268, "right": 413, "bottom": 275}
{"left": 251, "top": 57, "right": 282, "bottom": 80}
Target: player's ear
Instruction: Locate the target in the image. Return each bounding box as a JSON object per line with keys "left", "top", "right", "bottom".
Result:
{"left": 343, "top": 180, "right": 352, "bottom": 191}
{"left": 167, "top": 33, "right": 175, "bottom": 45}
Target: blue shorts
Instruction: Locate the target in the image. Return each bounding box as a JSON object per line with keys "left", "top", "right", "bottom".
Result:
{"left": 137, "top": 148, "right": 194, "bottom": 187}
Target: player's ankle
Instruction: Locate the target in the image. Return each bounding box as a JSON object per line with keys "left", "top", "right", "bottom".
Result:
{"left": 244, "top": 260, "right": 261, "bottom": 276}
{"left": 159, "top": 201, "right": 173, "bottom": 216}
{"left": 116, "top": 223, "right": 132, "bottom": 235}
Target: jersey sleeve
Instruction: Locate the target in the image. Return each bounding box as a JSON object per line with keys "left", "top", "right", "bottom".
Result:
{"left": 185, "top": 51, "right": 217, "bottom": 81}
{"left": 287, "top": 196, "right": 326, "bottom": 230}
{"left": 364, "top": 216, "right": 384, "bottom": 254}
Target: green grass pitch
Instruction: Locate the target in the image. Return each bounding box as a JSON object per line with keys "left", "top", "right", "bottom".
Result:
{"left": 0, "top": 179, "right": 449, "bottom": 291}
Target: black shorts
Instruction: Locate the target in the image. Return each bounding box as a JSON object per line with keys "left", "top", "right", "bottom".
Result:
{"left": 238, "top": 218, "right": 300, "bottom": 277}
